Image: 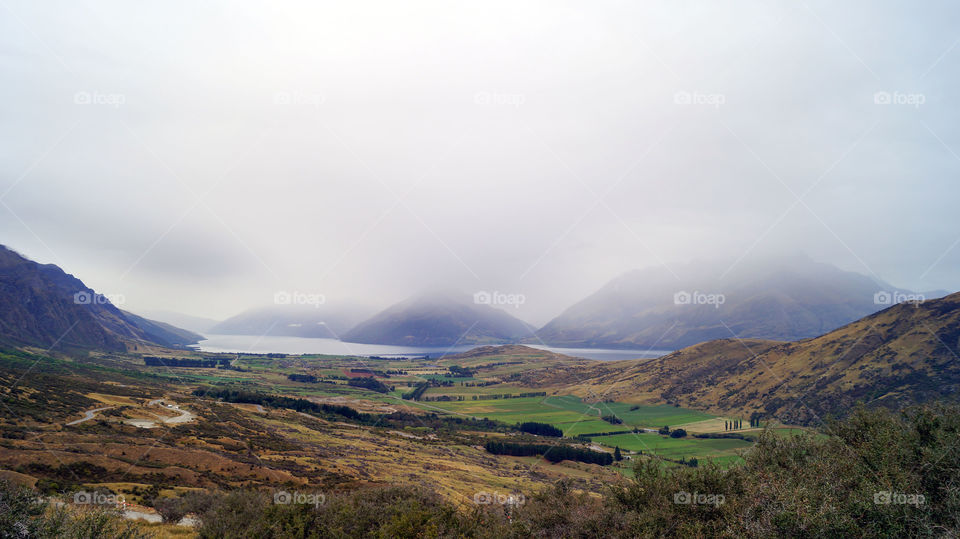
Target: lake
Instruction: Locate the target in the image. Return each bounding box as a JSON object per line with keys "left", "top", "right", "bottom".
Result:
{"left": 195, "top": 334, "right": 669, "bottom": 361}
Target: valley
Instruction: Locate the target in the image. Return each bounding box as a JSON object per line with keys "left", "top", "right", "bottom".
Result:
{"left": 1, "top": 247, "right": 958, "bottom": 536}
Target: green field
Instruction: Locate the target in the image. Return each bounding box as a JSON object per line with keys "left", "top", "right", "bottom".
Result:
{"left": 422, "top": 395, "right": 716, "bottom": 434}
{"left": 590, "top": 432, "right": 752, "bottom": 464}
{"left": 543, "top": 396, "right": 713, "bottom": 428}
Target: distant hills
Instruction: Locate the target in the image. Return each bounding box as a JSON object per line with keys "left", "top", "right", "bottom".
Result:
{"left": 139, "top": 310, "right": 219, "bottom": 335}
{"left": 209, "top": 304, "right": 371, "bottom": 339}
{"left": 341, "top": 291, "right": 534, "bottom": 347}
{"left": 534, "top": 255, "right": 943, "bottom": 350}
{"left": 534, "top": 291, "right": 960, "bottom": 425}
{"left": 0, "top": 245, "right": 201, "bottom": 351}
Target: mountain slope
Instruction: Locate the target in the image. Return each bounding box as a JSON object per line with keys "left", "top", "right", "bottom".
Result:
{"left": 210, "top": 304, "right": 370, "bottom": 339}
{"left": 535, "top": 255, "right": 929, "bottom": 350}
{"left": 535, "top": 292, "right": 960, "bottom": 425}
{"left": 0, "top": 245, "right": 201, "bottom": 351}
{"left": 342, "top": 291, "right": 534, "bottom": 347}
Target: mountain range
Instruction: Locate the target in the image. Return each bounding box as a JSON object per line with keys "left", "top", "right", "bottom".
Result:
{"left": 3, "top": 245, "right": 951, "bottom": 357}
{"left": 0, "top": 245, "right": 201, "bottom": 351}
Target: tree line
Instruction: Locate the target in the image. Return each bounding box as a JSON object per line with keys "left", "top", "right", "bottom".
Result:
{"left": 144, "top": 357, "right": 229, "bottom": 368}
{"left": 484, "top": 441, "right": 613, "bottom": 466}
{"left": 518, "top": 421, "right": 563, "bottom": 437}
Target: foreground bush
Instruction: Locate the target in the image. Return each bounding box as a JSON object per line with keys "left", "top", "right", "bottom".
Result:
{"left": 0, "top": 480, "right": 148, "bottom": 539}
{"left": 195, "top": 486, "right": 511, "bottom": 538}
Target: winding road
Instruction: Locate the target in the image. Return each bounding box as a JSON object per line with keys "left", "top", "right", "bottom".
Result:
{"left": 66, "top": 406, "right": 113, "bottom": 426}
{"left": 66, "top": 400, "right": 195, "bottom": 428}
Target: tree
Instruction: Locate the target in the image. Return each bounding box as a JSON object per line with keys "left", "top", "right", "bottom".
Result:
{"left": 614, "top": 446, "right": 623, "bottom": 461}
{"left": 658, "top": 426, "right": 670, "bottom": 435}
{"left": 669, "top": 428, "right": 687, "bottom": 438}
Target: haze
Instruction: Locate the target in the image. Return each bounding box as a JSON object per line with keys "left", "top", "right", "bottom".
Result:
{"left": 2, "top": 0, "right": 959, "bottom": 325}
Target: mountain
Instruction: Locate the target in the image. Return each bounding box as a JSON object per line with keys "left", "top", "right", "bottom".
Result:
{"left": 535, "top": 255, "right": 936, "bottom": 350}
{"left": 0, "top": 245, "right": 202, "bottom": 351}
{"left": 341, "top": 291, "right": 534, "bottom": 347}
{"left": 210, "top": 304, "right": 370, "bottom": 339}
{"left": 535, "top": 291, "right": 960, "bottom": 425}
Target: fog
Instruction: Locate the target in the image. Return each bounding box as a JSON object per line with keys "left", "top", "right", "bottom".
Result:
{"left": 1, "top": 0, "right": 958, "bottom": 325}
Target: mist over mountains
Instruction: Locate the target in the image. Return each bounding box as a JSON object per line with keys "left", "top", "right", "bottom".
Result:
{"left": 533, "top": 254, "right": 947, "bottom": 349}
{"left": 210, "top": 304, "right": 372, "bottom": 339}
{"left": 341, "top": 290, "right": 534, "bottom": 347}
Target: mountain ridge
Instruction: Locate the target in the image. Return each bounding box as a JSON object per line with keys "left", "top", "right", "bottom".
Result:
{"left": 0, "top": 245, "right": 202, "bottom": 351}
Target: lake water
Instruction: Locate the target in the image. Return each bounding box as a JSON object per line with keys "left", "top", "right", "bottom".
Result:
{"left": 195, "top": 334, "right": 669, "bottom": 362}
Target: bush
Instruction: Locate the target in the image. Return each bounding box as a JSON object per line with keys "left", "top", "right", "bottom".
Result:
{"left": 196, "top": 486, "right": 510, "bottom": 538}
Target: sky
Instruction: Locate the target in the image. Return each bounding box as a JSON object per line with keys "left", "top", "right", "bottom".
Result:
{"left": 1, "top": 0, "right": 959, "bottom": 326}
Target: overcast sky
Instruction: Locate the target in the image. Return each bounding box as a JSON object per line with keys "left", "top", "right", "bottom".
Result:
{"left": 1, "top": 0, "right": 959, "bottom": 325}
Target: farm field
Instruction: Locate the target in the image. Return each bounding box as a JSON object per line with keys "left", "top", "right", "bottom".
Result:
{"left": 420, "top": 395, "right": 737, "bottom": 440}
{"left": 589, "top": 432, "right": 753, "bottom": 465}
{"left": 542, "top": 395, "right": 716, "bottom": 428}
